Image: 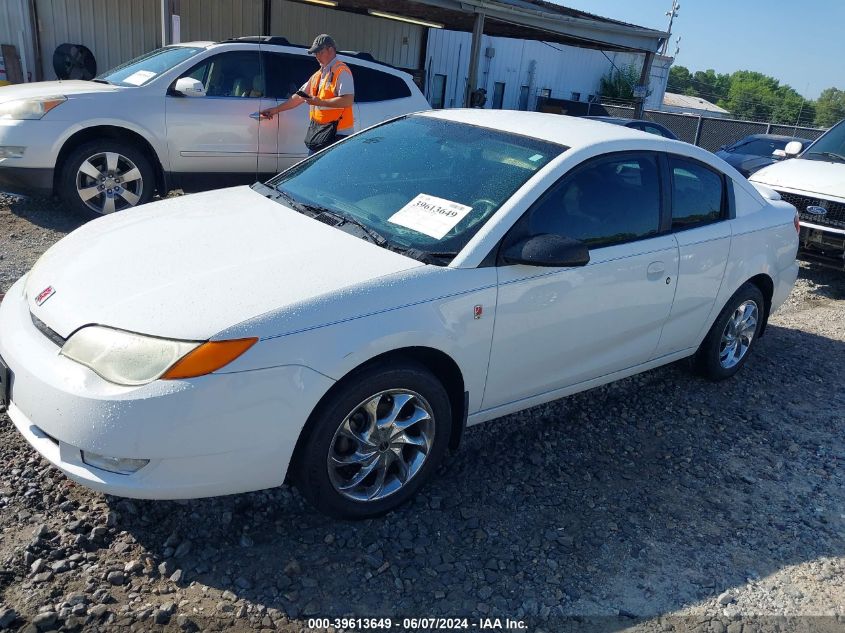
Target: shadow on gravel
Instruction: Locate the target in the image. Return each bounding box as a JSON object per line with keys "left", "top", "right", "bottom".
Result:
{"left": 798, "top": 259, "right": 845, "bottom": 301}
{"left": 110, "top": 322, "right": 845, "bottom": 628}
{"left": 5, "top": 194, "right": 86, "bottom": 233}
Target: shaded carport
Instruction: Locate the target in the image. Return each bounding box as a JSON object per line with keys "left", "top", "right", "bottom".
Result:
{"left": 161, "top": 0, "right": 667, "bottom": 114}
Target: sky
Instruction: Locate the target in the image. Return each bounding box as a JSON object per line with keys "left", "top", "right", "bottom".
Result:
{"left": 550, "top": 0, "right": 845, "bottom": 100}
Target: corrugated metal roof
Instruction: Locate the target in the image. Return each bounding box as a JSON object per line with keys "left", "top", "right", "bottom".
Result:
{"left": 663, "top": 92, "right": 729, "bottom": 113}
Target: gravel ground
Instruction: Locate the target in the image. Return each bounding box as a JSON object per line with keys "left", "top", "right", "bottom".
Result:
{"left": 1, "top": 193, "right": 844, "bottom": 633}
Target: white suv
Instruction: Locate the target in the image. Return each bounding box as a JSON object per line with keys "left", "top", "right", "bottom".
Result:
{"left": 0, "top": 36, "right": 430, "bottom": 217}
{"left": 750, "top": 118, "right": 845, "bottom": 269}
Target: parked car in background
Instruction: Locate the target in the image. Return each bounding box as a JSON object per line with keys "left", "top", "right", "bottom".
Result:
{"left": 715, "top": 134, "right": 811, "bottom": 177}
{"left": 0, "top": 111, "right": 799, "bottom": 518}
{"left": 582, "top": 115, "right": 678, "bottom": 139}
{"left": 0, "top": 36, "right": 430, "bottom": 217}
{"left": 750, "top": 119, "right": 845, "bottom": 269}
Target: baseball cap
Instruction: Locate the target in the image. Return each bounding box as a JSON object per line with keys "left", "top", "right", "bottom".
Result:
{"left": 308, "top": 34, "right": 336, "bottom": 54}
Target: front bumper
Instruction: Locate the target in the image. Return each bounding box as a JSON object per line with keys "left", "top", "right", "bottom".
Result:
{"left": 0, "top": 277, "right": 335, "bottom": 499}
{"left": 798, "top": 223, "right": 845, "bottom": 270}
{"left": 0, "top": 164, "right": 53, "bottom": 195}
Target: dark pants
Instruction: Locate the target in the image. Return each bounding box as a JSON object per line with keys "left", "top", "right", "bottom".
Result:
{"left": 307, "top": 135, "right": 349, "bottom": 156}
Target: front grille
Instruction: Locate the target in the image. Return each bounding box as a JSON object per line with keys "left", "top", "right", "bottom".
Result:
{"left": 775, "top": 190, "right": 845, "bottom": 229}
{"left": 30, "top": 313, "right": 66, "bottom": 348}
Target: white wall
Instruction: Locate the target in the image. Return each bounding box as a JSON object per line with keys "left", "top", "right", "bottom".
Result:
{"left": 426, "top": 29, "right": 668, "bottom": 110}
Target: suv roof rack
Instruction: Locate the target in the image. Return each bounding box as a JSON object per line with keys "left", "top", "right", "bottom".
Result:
{"left": 219, "top": 36, "right": 398, "bottom": 70}
{"left": 224, "top": 36, "right": 295, "bottom": 46}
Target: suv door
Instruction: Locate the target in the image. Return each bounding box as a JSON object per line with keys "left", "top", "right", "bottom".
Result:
{"left": 653, "top": 154, "right": 732, "bottom": 356}
{"left": 483, "top": 152, "right": 680, "bottom": 409}
{"left": 263, "top": 50, "right": 317, "bottom": 170}
{"left": 164, "top": 50, "right": 278, "bottom": 188}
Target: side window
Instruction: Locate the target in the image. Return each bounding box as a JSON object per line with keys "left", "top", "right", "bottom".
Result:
{"left": 668, "top": 156, "right": 725, "bottom": 230}
{"left": 644, "top": 124, "right": 670, "bottom": 138}
{"left": 263, "top": 52, "right": 316, "bottom": 100}
{"left": 179, "top": 51, "right": 262, "bottom": 98}
{"left": 348, "top": 64, "right": 412, "bottom": 102}
{"left": 526, "top": 153, "right": 661, "bottom": 248}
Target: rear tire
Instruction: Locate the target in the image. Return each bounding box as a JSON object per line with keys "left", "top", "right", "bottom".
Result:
{"left": 694, "top": 282, "right": 765, "bottom": 381}
{"left": 58, "top": 140, "right": 155, "bottom": 219}
{"left": 295, "top": 361, "right": 452, "bottom": 519}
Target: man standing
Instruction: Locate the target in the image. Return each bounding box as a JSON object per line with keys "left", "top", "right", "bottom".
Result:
{"left": 260, "top": 34, "right": 354, "bottom": 153}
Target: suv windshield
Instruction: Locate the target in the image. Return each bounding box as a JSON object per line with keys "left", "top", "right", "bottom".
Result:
{"left": 803, "top": 119, "right": 845, "bottom": 162}
{"left": 267, "top": 116, "right": 564, "bottom": 263}
{"left": 97, "top": 46, "right": 204, "bottom": 87}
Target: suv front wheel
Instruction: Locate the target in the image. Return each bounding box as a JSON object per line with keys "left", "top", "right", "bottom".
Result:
{"left": 58, "top": 140, "right": 155, "bottom": 218}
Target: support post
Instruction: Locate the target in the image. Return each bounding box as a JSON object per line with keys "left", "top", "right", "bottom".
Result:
{"left": 262, "top": 0, "right": 271, "bottom": 36}
{"left": 633, "top": 50, "right": 655, "bottom": 118}
{"left": 160, "top": 0, "right": 171, "bottom": 46}
{"left": 464, "top": 11, "right": 485, "bottom": 107}
{"left": 693, "top": 116, "right": 704, "bottom": 146}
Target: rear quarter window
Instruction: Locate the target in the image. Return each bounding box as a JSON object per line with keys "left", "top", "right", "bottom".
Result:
{"left": 348, "top": 64, "right": 412, "bottom": 102}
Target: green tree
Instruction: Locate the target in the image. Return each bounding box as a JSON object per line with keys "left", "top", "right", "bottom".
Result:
{"left": 668, "top": 65, "right": 692, "bottom": 94}
{"left": 598, "top": 64, "right": 640, "bottom": 102}
{"left": 814, "top": 88, "right": 845, "bottom": 127}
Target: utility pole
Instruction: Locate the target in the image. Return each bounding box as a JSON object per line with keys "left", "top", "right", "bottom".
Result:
{"left": 660, "top": 0, "right": 680, "bottom": 56}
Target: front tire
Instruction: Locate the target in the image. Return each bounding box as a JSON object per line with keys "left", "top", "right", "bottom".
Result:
{"left": 58, "top": 140, "right": 155, "bottom": 219}
{"left": 295, "top": 362, "right": 452, "bottom": 519}
{"left": 694, "top": 282, "right": 765, "bottom": 380}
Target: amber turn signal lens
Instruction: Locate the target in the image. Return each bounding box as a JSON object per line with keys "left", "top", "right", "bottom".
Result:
{"left": 161, "top": 338, "right": 258, "bottom": 380}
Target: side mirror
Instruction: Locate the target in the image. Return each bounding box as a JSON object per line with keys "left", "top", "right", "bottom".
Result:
{"left": 784, "top": 141, "right": 803, "bottom": 157}
{"left": 502, "top": 234, "right": 590, "bottom": 268}
{"left": 772, "top": 149, "right": 787, "bottom": 158}
{"left": 173, "top": 77, "right": 206, "bottom": 97}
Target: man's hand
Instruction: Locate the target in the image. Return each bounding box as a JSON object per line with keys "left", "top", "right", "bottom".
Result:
{"left": 258, "top": 108, "right": 276, "bottom": 120}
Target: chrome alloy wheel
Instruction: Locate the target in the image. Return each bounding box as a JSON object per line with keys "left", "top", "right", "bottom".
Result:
{"left": 327, "top": 389, "right": 436, "bottom": 502}
{"left": 719, "top": 300, "right": 758, "bottom": 369}
{"left": 75, "top": 152, "right": 144, "bottom": 214}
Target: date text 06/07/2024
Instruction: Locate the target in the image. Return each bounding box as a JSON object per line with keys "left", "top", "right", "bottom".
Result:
{"left": 305, "top": 617, "right": 528, "bottom": 630}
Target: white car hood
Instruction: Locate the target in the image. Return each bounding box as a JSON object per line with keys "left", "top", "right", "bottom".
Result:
{"left": 750, "top": 158, "right": 845, "bottom": 199}
{"left": 0, "top": 80, "right": 119, "bottom": 102}
{"left": 25, "top": 186, "right": 423, "bottom": 340}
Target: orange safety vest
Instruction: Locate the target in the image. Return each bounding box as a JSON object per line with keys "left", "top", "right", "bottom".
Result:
{"left": 308, "top": 61, "right": 354, "bottom": 132}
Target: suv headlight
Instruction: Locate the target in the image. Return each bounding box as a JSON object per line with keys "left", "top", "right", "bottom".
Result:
{"left": 60, "top": 325, "right": 257, "bottom": 386}
{"left": 0, "top": 95, "right": 67, "bottom": 120}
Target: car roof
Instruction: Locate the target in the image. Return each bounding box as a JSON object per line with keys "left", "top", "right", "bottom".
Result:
{"left": 421, "top": 109, "right": 679, "bottom": 146}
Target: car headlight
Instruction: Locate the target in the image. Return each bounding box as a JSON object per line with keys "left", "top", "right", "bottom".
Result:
{"left": 0, "top": 95, "right": 67, "bottom": 120}
{"left": 60, "top": 325, "right": 257, "bottom": 386}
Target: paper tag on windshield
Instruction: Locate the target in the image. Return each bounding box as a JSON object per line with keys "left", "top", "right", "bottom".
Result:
{"left": 388, "top": 194, "right": 473, "bottom": 240}
{"left": 123, "top": 70, "right": 156, "bottom": 86}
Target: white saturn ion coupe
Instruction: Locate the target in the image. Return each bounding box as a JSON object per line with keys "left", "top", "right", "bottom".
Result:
{"left": 0, "top": 111, "right": 799, "bottom": 518}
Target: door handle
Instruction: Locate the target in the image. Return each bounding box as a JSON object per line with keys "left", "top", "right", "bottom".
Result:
{"left": 249, "top": 112, "right": 262, "bottom": 120}
{"left": 647, "top": 261, "right": 665, "bottom": 275}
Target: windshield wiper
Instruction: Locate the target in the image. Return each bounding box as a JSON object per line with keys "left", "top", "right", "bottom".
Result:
{"left": 320, "top": 209, "right": 389, "bottom": 247}
{"left": 90, "top": 78, "right": 111, "bottom": 84}
{"left": 806, "top": 151, "right": 845, "bottom": 163}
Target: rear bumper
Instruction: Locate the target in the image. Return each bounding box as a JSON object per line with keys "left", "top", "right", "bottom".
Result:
{"left": 0, "top": 165, "right": 53, "bottom": 195}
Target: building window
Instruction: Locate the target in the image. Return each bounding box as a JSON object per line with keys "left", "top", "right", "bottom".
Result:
{"left": 493, "top": 82, "right": 506, "bottom": 109}
{"left": 518, "top": 85, "right": 529, "bottom": 111}
{"left": 430, "top": 74, "right": 447, "bottom": 109}
{"left": 539, "top": 88, "right": 551, "bottom": 99}
{"left": 571, "top": 91, "right": 581, "bottom": 102}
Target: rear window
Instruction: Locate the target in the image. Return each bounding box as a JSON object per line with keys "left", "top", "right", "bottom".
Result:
{"left": 348, "top": 64, "right": 412, "bottom": 102}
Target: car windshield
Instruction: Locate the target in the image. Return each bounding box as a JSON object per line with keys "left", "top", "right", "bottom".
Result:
{"left": 803, "top": 119, "right": 845, "bottom": 162}
{"left": 266, "top": 116, "right": 565, "bottom": 263}
{"left": 731, "top": 138, "right": 793, "bottom": 156}
{"left": 97, "top": 46, "right": 204, "bottom": 87}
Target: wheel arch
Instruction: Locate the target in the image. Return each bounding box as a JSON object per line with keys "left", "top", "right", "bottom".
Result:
{"left": 54, "top": 125, "right": 168, "bottom": 195}
{"left": 288, "top": 346, "right": 467, "bottom": 481}
{"left": 746, "top": 272, "right": 774, "bottom": 336}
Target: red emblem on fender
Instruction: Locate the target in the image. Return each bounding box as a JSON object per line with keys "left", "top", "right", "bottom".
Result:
{"left": 35, "top": 286, "right": 56, "bottom": 306}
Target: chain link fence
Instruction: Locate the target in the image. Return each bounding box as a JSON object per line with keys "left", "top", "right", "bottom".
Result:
{"left": 590, "top": 103, "right": 826, "bottom": 151}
